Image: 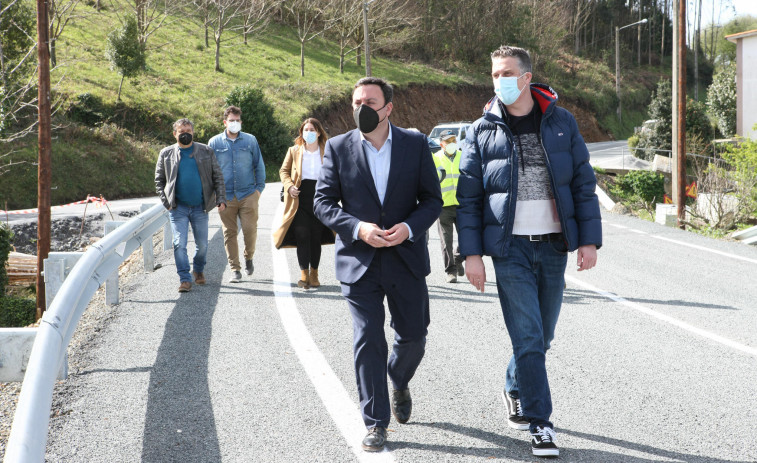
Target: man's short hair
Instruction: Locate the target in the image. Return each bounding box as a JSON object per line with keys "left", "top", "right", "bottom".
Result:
{"left": 354, "top": 77, "right": 393, "bottom": 105}
{"left": 491, "top": 45, "right": 532, "bottom": 75}
{"left": 173, "top": 118, "right": 194, "bottom": 132}
{"left": 224, "top": 106, "right": 242, "bottom": 120}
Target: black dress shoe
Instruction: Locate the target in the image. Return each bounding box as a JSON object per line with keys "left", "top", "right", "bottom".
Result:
{"left": 391, "top": 389, "right": 412, "bottom": 424}
{"left": 361, "top": 427, "right": 387, "bottom": 452}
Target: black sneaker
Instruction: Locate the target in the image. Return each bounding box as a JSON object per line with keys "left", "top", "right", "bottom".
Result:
{"left": 531, "top": 426, "right": 559, "bottom": 457}
{"left": 501, "top": 389, "right": 530, "bottom": 431}
{"left": 229, "top": 270, "right": 243, "bottom": 283}
{"left": 245, "top": 259, "right": 254, "bottom": 275}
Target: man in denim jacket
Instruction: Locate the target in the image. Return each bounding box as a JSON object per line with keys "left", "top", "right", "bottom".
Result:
{"left": 457, "top": 45, "right": 602, "bottom": 458}
{"left": 208, "top": 106, "right": 266, "bottom": 283}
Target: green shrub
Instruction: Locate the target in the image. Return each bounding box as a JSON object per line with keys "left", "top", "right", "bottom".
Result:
{"left": 225, "top": 86, "right": 292, "bottom": 168}
{"left": 721, "top": 134, "right": 757, "bottom": 217}
{"left": 627, "top": 134, "right": 640, "bottom": 149}
{"left": 68, "top": 93, "right": 106, "bottom": 126}
{"left": 610, "top": 170, "right": 666, "bottom": 205}
{"left": 0, "top": 296, "right": 36, "bottom": 327}
{"left": 706, "top": 63, "right": 737, "bottom": 138}
{"left": 686, "top": 98, "right": 714, "bottom": 150}
{"left": 636, "top": 79, "right": 672, "bottom": 161}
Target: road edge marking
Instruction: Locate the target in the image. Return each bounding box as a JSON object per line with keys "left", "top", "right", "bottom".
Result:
{"left": 565, "top": 275, "right": 757, "bottom": 358}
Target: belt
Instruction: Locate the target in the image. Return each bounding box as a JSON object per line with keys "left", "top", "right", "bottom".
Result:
{"left": 513, "top": 233, "right": 563, "bottom": 242}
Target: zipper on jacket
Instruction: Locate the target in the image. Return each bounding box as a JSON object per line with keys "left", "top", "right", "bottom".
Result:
{"left": 538, "top": 106, "right": 571, "bottom": 247}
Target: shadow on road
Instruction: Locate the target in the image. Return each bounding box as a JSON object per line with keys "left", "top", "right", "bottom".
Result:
{"left": 141, "top": 231, "right": 225, "bottom": 462}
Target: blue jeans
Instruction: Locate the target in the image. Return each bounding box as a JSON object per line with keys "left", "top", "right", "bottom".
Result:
{"left": 169, "top": 204, "right": 209, "bottom": 283}
{"left": 492, "top": 236, "right": 568, "bottom": 430}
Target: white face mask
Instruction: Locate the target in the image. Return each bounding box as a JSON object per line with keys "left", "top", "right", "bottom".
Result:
{"left": 444, "top": 142, "right": 458, "bottom": 155}
{"left": 226, "top": 121, "right": 242, "bottom": 134}
{"left": 303, "top": 130, "right": 318, "bottom": 144}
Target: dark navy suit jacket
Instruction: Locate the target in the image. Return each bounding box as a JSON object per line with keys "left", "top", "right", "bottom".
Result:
{"left": 314, "top": 125, "right": 443, "bottom": 284}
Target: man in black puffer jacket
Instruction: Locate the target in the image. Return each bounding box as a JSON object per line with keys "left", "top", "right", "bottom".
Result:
{"left": 457, "top": 45, "right": 602, "bottom": 458}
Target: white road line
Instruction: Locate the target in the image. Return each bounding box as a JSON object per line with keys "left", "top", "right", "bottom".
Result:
{"left": 270, "top": 202, "right": 396, "bottom": 463}
{"left": 649, "top": 234, "right": 757, "bottom": 264}
{"left": 565, "top": 275, "right": 757, "bottom": 358}
{"left": 603, "top": 221, "right": 757, "bottom": 264}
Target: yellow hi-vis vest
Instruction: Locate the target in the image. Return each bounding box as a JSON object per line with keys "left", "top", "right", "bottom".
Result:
{"left": 433, "top": 149, "right": 461, "bottom": 207}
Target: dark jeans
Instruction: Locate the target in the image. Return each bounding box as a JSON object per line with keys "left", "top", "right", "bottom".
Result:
{"left": 437, "top": 206, "right": 462, "bottom": 274}
{"left": 492, "top": 236, "right": 568, "bottom": 431}
{"left": 168, "top": 204, "right": 209, "bottom": 283}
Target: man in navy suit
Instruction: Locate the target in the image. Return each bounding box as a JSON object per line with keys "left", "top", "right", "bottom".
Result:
{"left": 314, "top": 77, "right": 442, "bottom": 452}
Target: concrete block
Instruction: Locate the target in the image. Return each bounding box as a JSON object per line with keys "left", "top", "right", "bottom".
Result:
{"left": 0, "top": 328, "right": 67, "bottom": 382}
{"left": 655, "top": 203, "right": 678, "bottom": 227}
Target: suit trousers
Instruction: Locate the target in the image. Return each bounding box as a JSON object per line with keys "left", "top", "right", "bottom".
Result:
{"left": 341, "top": 248, "right": 430, "bottom": 428}
{"left": 219, "top": 191, "right": 260, "bottom": 271}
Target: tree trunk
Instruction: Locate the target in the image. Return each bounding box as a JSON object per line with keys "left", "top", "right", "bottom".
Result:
{"left": 648, "top": 0, "right": 654, "bottom": 65}
{"left": 637, "top": 0, "right": 642, "bottom": 66}
{"left": 339, "top": 37, "right": 345, "bottom": 73}
{"left": 300, "top": 40, "right": 305, "bottom": 77}
{"left": 0, "top": 34, "right": 8, "bottom": 91}
{"left": 215, "top": 34, "right": 221, "bottom": 72}
{"left": 356, "top": 45, "right": 361, "bottom": 67}
{"left": 48, "top": 1, "right": 57, "bottom": 67}
{"left": 117, "top": 75, "right": 125, "bottom": 101}
{"left": 695, "top": 0, "right": 702, "bottom": 99}
{"left": 661, "top": 0, "right": 667, "bottom": 66}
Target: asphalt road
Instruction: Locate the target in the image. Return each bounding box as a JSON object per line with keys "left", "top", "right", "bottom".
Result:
{"left": 37, "top": 177, "right": 757, "bottom": 463}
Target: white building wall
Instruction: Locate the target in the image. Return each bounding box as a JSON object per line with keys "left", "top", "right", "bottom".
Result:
{"left": 741, "top": 36, "right": 757, "bottom": 140}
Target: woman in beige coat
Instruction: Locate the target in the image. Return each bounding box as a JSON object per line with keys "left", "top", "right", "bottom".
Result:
{"left": 273, "top": 118, "right": 335, "bottom": 289}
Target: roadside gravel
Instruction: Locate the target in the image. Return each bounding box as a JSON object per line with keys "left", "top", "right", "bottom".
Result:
{"left": 0, "top": 234, "right": 160, "bottom": 458}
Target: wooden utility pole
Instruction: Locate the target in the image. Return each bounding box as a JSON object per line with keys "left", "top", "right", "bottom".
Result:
{"left": 674, "top": 0, "right": 687, "bottom": 228}
{"left": 36, "top": 0, "right": 53, "bottom": 318}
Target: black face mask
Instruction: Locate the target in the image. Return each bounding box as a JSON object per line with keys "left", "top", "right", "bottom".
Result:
{"left": 178, "top": 132, "right": 193, "bottom": 145}
{"left": 353, "top": 104, "right": 386, "bottom": 134}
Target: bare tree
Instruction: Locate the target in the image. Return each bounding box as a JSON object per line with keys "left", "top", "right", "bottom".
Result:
{"left": 48, "top": 0, "right": 84, "bottom": 67}
{"left": 241, "top": 0, "right": 279, "bottom": 45}
{"left": 283, "top": 0, "right": 330, "bottom": 77}
{"left": 111, "top": 0, "right": 180, "bottom": 49}
{"left": 208, "top": 0, "right": 246, "bottom": 72}
{"left": 324, "top": 0, "right": 361, "bottom": 73}
{"left": 572, "top": 0, "right": 594, "bottom": 55}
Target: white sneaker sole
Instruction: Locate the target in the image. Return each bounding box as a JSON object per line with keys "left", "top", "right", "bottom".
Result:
{"left": 532, "top": 447, "right": 559, "bottom": 457}
{"left": 500, "top": 390, "right": 530, "bottom": 431}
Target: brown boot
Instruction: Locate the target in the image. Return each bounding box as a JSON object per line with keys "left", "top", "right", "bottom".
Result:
{"left": 308, "top": 268, "right": 320, "bottom": 288}
{"left": 297, "top": 269, "right": 309, "bottom": 289}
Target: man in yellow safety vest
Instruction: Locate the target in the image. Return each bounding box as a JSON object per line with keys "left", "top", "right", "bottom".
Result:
{"left": 433, "top": 130, "right": 465, "bottom": 283}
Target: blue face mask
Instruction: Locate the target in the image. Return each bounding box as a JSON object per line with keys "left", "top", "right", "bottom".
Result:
{"left": 303, "top": 130, "right": 318, "bottom": 144}
{"left": 494, "top": 74, "right": 526, "bottom": 105}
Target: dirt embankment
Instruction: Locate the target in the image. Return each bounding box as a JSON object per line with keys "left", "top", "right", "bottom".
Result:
{"left": 312, "top": 84, "right": 613, "bottom": 143}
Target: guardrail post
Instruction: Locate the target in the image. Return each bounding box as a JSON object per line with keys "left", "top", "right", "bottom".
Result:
{"left": 163, "top": 217, "right": 172, "bottom": 252}
{"left": 140, "top": 204, "right": 155, "bottom": 272}
{"left": 43, "top": 252, "right": 85, "bottom": 311}
{"left": 104, "top": 222, "right": 124, "bottom": 305}
{"left": 43, "top": 259, "right": 65, "bottom": 312}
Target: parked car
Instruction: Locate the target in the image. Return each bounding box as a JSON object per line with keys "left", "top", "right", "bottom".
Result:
{"left": 408, "top": 128, "right": 442, "bottom": 153}
{"left": 429, "top": 122, "right": 472, "bottom": 144}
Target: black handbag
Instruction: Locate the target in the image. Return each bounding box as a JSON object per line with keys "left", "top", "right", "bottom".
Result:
{"left": 280, "top": 186, "right": 285, "bottom": 202}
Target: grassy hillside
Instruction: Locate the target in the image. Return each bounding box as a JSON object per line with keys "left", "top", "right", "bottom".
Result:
{"left": 1, "top": 2, "right": 656, "bottom": 210}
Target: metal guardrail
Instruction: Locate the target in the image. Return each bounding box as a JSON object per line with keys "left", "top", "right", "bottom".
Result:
{"left": 3, "top": 203, "right": 169, "bottom": 463}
